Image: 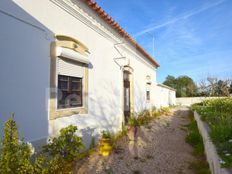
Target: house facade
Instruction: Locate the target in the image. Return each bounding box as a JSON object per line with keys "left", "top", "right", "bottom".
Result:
{"left": 0, "top": 0, "right": 175, "bottom": 148}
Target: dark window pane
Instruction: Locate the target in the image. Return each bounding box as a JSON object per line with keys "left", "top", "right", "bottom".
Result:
{"left": 57, "top": 75, "right": 83, "bottom": 109}
{"left": 146, "top": 91, "right": 150, "bottom": 101}
{"left": 58, "top": 75, "right": 68, "bottom": 81}
{"left": 71, "top": 81, "right": 81, "bottom": 91}
{"left": 71, "top": 77, "right": 81, "bottom": 82}
{"left": 58, "top": 91, "right": 69, "bottom": 108}
{"left": 58, "top": 81, "right": 68, "bottom": 90}
{"left": 66, "top": 92, "right": 82, "bottom": 107}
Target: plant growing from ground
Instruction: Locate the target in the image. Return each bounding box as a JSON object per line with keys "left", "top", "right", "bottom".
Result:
{"left": 192, "top": 98, "right": 232, "bottom": 167}
{"left": 185, "top": 110, "right": 210, "bottom": 174}
{"left": 34, "top": 125, "right": 84, "bottom": 174}
{"left": 137, "top": 109, "right": 152, "bottom": 126}
{"left": 160, "top": 107, "right": 171, "bottom": 115}
{"left": 128, "top": 117, "right": 140, "bottom": 127}
{"left": 101, "top": 130, "right": 112, "bottom": 139}
{"left": 151, "top": 106, "right": 161, "bottom": 117}
{"left": 0, "top": 114, "right": 34, "bottom": 174}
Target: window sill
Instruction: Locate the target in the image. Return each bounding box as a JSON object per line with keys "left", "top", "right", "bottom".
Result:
{"left": 49, "top": 103, "right": 88, "bottom": 120}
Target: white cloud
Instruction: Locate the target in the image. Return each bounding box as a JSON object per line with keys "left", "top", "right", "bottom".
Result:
{"left": 134, "top": 0, "right": 226, "bottom": 37}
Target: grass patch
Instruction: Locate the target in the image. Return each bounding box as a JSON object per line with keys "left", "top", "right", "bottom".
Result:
{"left": 192, "top": 98, "right": 232, "bottom": 168}
{"left": 185, "top": 110, "right": 210, "bottom": 174}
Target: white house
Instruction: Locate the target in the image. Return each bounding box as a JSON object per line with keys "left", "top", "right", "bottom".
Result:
{"left": 0, "top": 0, "right": 175, "bottom": 148}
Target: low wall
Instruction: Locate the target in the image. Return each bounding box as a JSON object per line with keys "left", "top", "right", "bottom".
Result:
{"left": 177, "top": 97, "right": 222, "bottom": 106}
{"left": 194, "top": 111, "right": 232, "bottom": 174}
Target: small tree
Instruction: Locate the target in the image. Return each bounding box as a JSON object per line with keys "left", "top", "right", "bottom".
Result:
{"left": 0, "top": 114, "right": 33, "bottom": 174}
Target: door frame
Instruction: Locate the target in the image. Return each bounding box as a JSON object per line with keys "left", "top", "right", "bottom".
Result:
{"left": 122, "top": 66, "right": 134, "bottom": 124}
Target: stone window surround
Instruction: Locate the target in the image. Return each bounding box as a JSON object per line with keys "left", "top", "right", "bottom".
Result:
{"left": 49, "top": 38, "right": 89, "bottom": 120}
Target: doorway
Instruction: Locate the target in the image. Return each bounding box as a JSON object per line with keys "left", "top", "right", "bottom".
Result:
{"left": 123, "top": 71, "right": 130, "bottom": 124}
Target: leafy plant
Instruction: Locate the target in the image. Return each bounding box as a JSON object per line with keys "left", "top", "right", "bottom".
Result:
{"left": 151, "top": 106, "right": 161, "bottom": 117}
{"left": 191, "top": 97, "right": 232, "bottom": 168}
{"left": 0, "top": 114, "right": 34, "bottom": 174}
{"left": 185, "top": 111, "right": 210, "bottom": 174}
{"left": 160, "top": 107, "right": 171, "bottom": 115}
{"left": 128, "top": 117, "right": 139, "bottom": 127}
{"left": 34, "top": 125, "right": 84, "bottom": 174}
{"left": 101, "top": 130, "right": 112, "bottom": 139}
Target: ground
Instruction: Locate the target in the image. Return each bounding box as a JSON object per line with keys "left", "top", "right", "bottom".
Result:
{"left": 75, "top": 107, "right": 196, "bottom": 174}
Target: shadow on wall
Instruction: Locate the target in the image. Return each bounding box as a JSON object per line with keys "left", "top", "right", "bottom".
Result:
{"left": 53, "top": 80, "right": 123, "bottom": 148}
{"left": 0, "top": 0, "right": 54, "bottom": 141}
{"left": 134, "top": 81, "right": 149, "bottom": 113}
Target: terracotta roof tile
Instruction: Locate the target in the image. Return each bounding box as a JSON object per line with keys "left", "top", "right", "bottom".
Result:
{"left": 83, "top": 0, "right": 160, "bottom": 67}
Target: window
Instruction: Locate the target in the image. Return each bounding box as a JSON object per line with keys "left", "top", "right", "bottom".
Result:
{"left": 146, "top": 82, "right": 151, "bottom": 102}
{"left": 58, "top": 75, "right": 82, "bottom": 109}
{"left": 146, "top": 91, "right": 150, "bottom": 101}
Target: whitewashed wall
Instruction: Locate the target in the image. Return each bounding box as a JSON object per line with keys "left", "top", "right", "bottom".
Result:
{"left": 0, "top": 0, "right": 159, "bottom": 148}
{"left": 176, "top": 97, "right": 224, "bottom": 106}
{"left": 152, "top": 85, "right": 176, "bottom": 109}
{"left": 0, "top": 0, "right": 53, "bottom": 143}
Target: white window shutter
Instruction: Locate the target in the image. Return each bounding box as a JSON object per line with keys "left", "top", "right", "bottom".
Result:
{"left": 57, "top": 58, "right": 84, "bottom": 77}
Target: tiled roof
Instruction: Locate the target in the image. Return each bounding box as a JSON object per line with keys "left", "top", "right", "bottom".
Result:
{"left": 83, "top": 0, "right": 160, "bottom": 67}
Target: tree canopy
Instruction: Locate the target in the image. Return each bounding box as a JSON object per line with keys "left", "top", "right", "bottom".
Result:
{"left": 163, "top": 75, "right": 232, "bottom": 97}
{"left": 163, "top": 75, "right": 198, "bottom": 97}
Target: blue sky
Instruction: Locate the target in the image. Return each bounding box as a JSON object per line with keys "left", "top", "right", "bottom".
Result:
{"left": 96, "top": 0, "right": 232, "bottom": 83}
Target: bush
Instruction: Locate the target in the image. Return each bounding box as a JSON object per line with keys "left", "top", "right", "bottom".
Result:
{"left": 0, "top": 115, "right": 34, "bottom": 174}
{"left": 151, "top": 106, "right": 161, "bottom": 117}
{"left": 160, "top": 107, "right": 171, "bottom": 115}
{"left": 35, "top": 125, "right": 84, "bottom": 173}
{"left": 101, "top": 130, "right": 112, "bottom": 139}
{"left": 137, "top": 109, "right": 152, "bottom": 126}
{"left": 0, "top": 115, "right": 85, "bottom": 174}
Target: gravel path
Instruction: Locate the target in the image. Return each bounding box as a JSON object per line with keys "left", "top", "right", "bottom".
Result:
{"left": 75, "top": 107, "right": 195, "bottom": 174}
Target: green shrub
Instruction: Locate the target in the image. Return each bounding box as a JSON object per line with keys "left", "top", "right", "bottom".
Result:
{"left": 185, "top": 121, "right": 204, "bottom": 156}
{"left": 101, "top": 130, "right": 112, "bottom": 139}
{"left": 128, "top": 117, "right": 140, "bottom": 126}
{"left": 191, "top": 97, "right": 232, "bottom": 168}
{"left": 35, "top": 125, "right": 84, "bottom": 173}
{"left": 0, "top": 115, "right": 34, "bottom": 174}
{"left": 160, "top": 107, "right": 171, "bottom": 115}
{"left": 185, "top": 111, "right": 210, "bottom": 173}
{"left": 0, "top": 116, "right": 85, "bottom": 174}
{"left": 43, "top": 125, "right": 84, "bottom": 161}
{"left": 151, "top": 106, "right": 161, "bottom": 117}
{"left": 137, "top": 109, "right": 153, "bottom": 126}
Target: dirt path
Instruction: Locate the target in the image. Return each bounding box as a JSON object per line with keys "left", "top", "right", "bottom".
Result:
{"left": 75, "top": 107, "right": 196, "bottom": 174}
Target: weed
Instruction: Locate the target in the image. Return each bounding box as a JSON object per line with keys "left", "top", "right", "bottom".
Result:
{"left": 185, "top": 110, "right": 210, "bottom": 173}
{"left": 192, "top": 98, "right": 232, "bottom": 167}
